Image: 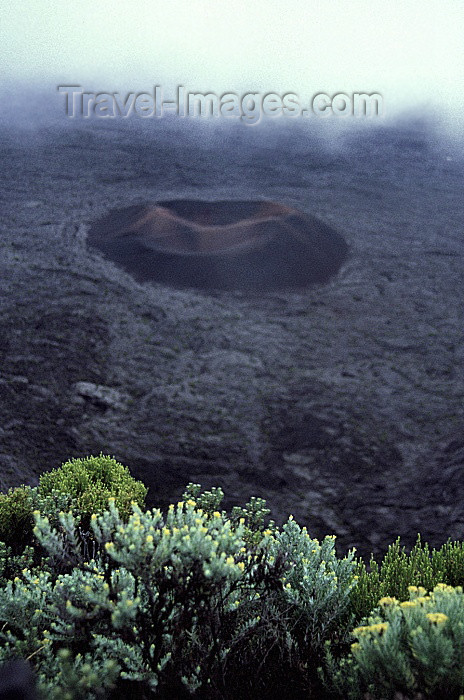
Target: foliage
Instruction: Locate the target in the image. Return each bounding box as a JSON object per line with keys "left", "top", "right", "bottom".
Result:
{"left": 0, "top": 541, "right": 36, "bottom": 587}
{"left": 323, "top": 583, "right": 464, "bottom": 699}
{"left": 1, "top": 468, "right": 464, "bottom": 699}
{"left": 38, "top": 455, "right": 148, "bottom": 528}
{"left": 0, "top": 485, "right": 35, "bottom": 554}
{"left": 351, "top": 536, "right": 464, "bottom": 622}
{"left": 183, "top": 484, "right": 277, "bottom": 547}
{"left": 269, "top": 517, "right": 357, "bottom": 653}
{"left": 230, "top": 496, "right": 276, "bottom": 547}
{"left": 182, "top": 482, "right": 225, "bottom": 516}
{"left": 0, "top": 499, "right": 288, "bottom": 697}
{"left": 0, "top": 484, "right": 361, "bottom": 698}
{"left": 0, "top": 456, "right": 147, "bottom": 576}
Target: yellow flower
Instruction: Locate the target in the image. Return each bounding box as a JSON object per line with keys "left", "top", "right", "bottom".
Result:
{"left": 226, "top": 556, "right": 235, "bottom": 566}
{"left": 104, "top": 542, "right": 114, "bottom": 550}
{"left": 426, "top": 612, "right": 448, "bottom": 626}
{"left": 353, "top": 623, "right": 389, "bottom": 637}
{"left": 379, "top": 597, "right": 398, "bottom": 606}
{"left": 400, "top": 601, "right": 417, "bottom": 609}
{"left": 146, "top": 535, "right": 153, "bottom": 543}
{"left": 408, "top": 586, "right": 427, "bottom": 597}
{"left": 213, "top": 511, "right": 221, "bottom": 518}
{"left": 263, "top": 529, "right": 273, "bottom": 536}
{"left": 237, "top": 562, "right": 245, "bottom": 571}
{"left": 186, "top": 499, "right": 196, "bottom": 507}
{"left": 351, "top": 642, "right": 361, "bottom": 652}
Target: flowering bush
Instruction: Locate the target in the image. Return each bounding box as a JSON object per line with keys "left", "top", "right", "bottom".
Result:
{"left": 350, "top": 536, "right": 464, "bottom": 621}
{"left": 1, "top": 460, "right": 464, "bottom": 699}
{"left": 269, "top": 517, "right": 357, "bottom": 652}
{"left": 0, "top": 497, "right": 289, "bottom": 698}
{"left": 323, "top": 583, "right": 464, "bottom": 699}
{"left": 0, "top": 456, "right": 147, "bottom": 569}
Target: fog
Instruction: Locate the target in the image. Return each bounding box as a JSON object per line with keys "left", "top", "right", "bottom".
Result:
{"left": 1, "top": 0, "right": 463, "bottom": 127}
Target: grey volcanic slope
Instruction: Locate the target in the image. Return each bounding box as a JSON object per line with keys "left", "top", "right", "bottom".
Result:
{"left": 0, "top": 119, "right": 463, "bottom": 557}
{"left": 87, "top": 199, "right": 348, "bottom": 290}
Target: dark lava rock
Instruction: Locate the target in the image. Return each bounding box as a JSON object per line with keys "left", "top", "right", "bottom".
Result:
{"left": 86, "top": 200, "right": 349, "bottom": 291}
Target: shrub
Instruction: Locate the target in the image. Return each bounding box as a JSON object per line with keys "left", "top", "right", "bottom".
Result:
{"left": 3, "top": 470, "right": 464, "bottom": 699}
{"left": 38, "top": 455, "right": 148, "bottom": 528}
{"left": 182, "top": 484, "right": 276, "bottom": 546}
{"left": 0, "top": 456, "right": 147, "bottom": 575}
{"left": 0, "top": 499, "right": 288, "bottom": 698}
{"left": 0, "top": 486, "right": 35, "bottom": 554}
{"left": 269, "top": 517, "right": 357, "bottom": 654}
{"left": 351, "top": 536, "right": 464, "bottom": 622}
{"left": 0, "top": 486, "right": 360, "bottom": 698}
{"left": 0, "top": 541, "right": 36, "bottom": 587}
{"left": 323, "top": 583, "right": 464, "bottom": 699}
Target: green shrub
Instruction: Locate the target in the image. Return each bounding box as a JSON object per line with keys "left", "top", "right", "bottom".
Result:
{"left": 269, "top": 517, "right": 357, "bottom": 653}
{"left": 3, "top": 469, "right": 464, "bottom": 699}
{"left": 0, "top": 487, "right": 360, "bottom": 698}
{"left": 182, "top": 482, "right": 225, "bottom": 516}
{"left": 182, "top": 484, "right": 277, "bottom": 546}
{"left": 323, "top": 583, "right": 464, "bottom": 699}
{"left": 37, "top": 649, "right": 120, "bottom": 700}
{"left": 0, "top": 486, "right": 35, "bottom": 554}
{"left": 0, "top": 456, "right": 147, "bottom": 574}
{"left": 351, "top": 536, "right": 464, "bottom": 622}
{"left": 38, "top": 455, "right": 148, "bottom": 527}
{"left": 0, "top": 498, "right": 287, "bottom": 697}
{"left": 0, "top": 541, "right": 36, "bottom": 587}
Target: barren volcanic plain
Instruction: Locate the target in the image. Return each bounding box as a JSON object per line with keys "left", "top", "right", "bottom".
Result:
{"left": 0, "top": 118, "right": 463, "bottom": 557}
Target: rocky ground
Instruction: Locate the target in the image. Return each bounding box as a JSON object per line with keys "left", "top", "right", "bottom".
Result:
{"left": 0, "top": 118, "right": 463, "bottom": 557}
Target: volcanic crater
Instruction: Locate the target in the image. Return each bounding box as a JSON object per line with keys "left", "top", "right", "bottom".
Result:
{"left": 87, "top": 199, "right": 349, "bottom": 291}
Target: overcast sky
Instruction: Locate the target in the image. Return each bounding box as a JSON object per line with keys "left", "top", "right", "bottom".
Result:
{"left": 1, "top": 0, "right": 463, "bottom": 122}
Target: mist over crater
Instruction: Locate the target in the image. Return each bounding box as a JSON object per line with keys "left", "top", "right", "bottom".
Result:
{"left": 86, "top": 199, "right": 349, "bottom": 291}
